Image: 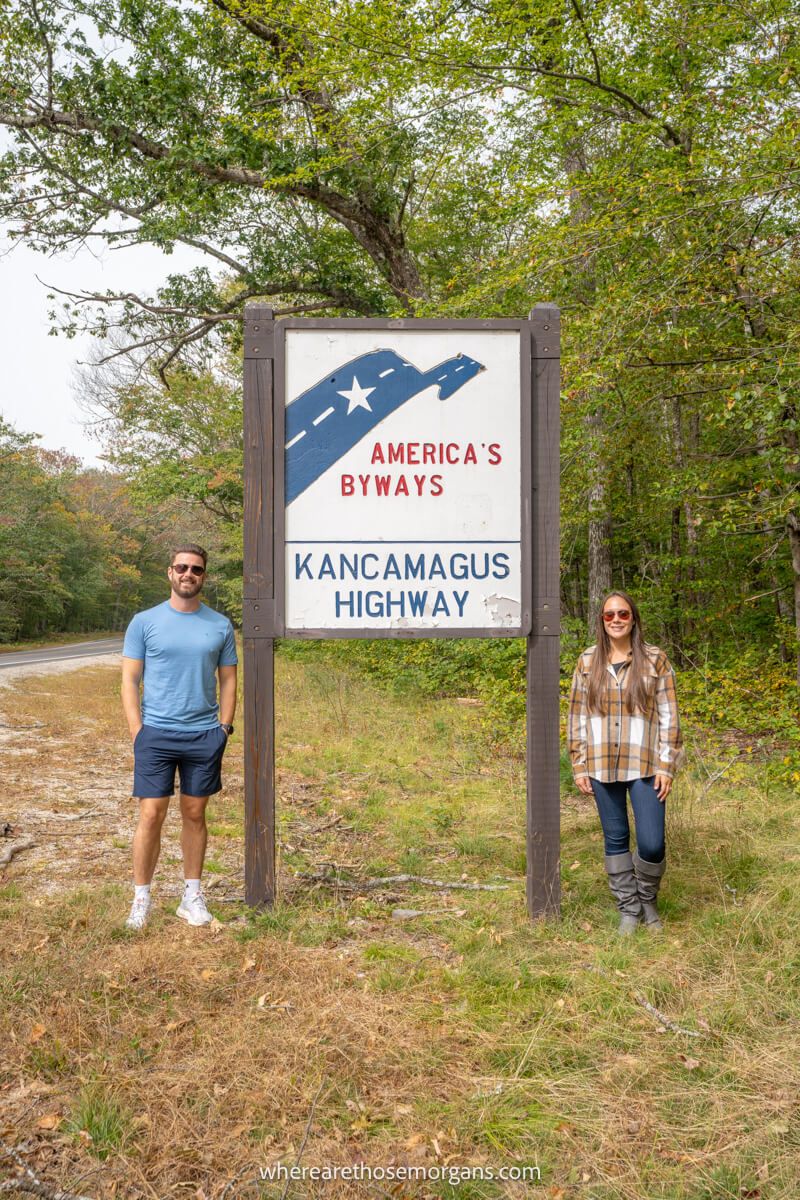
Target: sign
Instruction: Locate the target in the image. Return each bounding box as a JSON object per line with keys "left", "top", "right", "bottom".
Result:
{"left": 242, "top": 309, "right": 561, "bottom": 919}
{"left": 276, "top": 324, "right": 530, "bottom": 636}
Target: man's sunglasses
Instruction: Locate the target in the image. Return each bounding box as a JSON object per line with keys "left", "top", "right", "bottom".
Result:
{"left": 172, "top": 563, "right": 205, "bottom": 576}
{"left": 602, "top": 608, "right": 631, "bottom": 621}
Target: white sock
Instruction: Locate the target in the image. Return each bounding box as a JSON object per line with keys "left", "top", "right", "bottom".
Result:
{"left": 134, "top": 884, "right": 151, "bottom": 901}
{"left": 184, "top": 878, "right": 201, "bottom": 898}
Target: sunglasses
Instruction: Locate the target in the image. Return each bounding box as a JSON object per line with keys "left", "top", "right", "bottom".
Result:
{"left": 172, "top": 563, "right": 205, "bottom": 577}
{"left": 602, "top": 608, "right": 631, "bottom": 622}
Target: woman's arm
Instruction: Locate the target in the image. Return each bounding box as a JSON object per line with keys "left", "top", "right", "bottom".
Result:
{"left": 567, "top": 660, "right": 593, "bottom": 794}
{"left": 654, "top": 656, "right": 682, "bottom": 798}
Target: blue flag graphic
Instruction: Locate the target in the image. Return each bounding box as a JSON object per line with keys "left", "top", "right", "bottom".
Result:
{"left": 285, "top": 348, "right": 485, "bottom": 504}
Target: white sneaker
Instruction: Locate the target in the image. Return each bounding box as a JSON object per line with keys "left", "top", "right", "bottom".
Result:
{"left": 125, "top": 895, "right": 152, "bottom": 930}
{"left": 176, "top": 890, "right": 213, "bottom": 927}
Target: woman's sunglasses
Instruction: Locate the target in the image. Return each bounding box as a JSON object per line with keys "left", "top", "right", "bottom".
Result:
{"left": 172, "top": 563, "right": 205, "bottom": 577}
{"left": 602, "top": 608, "right": 631, "bottom": 621}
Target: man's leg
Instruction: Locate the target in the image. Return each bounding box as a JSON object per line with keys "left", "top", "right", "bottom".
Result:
{"left": 126, "top": 796, "right": 169, "bottom": 930}
{"left": 132, "top": 797, "right": 170, "bottom": 884}
{"left": 175, "top": 728, "right": 226, "bottom": 926}
{"left": 179, "top": 793, "right": 209, "bottom": 879}
{"left": 176, "top": 793, "right": 213, "bottom": 926}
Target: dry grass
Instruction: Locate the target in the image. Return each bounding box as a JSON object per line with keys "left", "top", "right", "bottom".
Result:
{"left": 1, "top": 653, "right": 799, "bottom": 1199}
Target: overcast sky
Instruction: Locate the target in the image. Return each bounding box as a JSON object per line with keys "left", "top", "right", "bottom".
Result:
{"left": 0, "top": 238, "right": 203, "bottom": 467}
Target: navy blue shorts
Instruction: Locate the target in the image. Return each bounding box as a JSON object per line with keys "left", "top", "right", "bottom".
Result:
{"left": 133, "top": 724, "right": 228, "bottom": 799}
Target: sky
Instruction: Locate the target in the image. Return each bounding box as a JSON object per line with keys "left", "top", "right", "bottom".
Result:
{"left": 0, "top": 238, "right": 203, "bottom": 467}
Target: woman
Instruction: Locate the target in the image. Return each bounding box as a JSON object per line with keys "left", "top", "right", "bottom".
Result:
{"left": 568, "top": 591, "right": 682, "bottom": 933}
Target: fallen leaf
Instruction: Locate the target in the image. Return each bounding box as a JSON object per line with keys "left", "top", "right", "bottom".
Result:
{"left": 569, "top": 860, "right": 580, "bottom": 871}
{"left": 394, "top": 1103, "right": 413, "bottom": 1116}
{"left": 580, "top": 921, "right": 593, "bottom": 933}
{"left": 165, "top": 1019, "right": 189, "bottom": 1033}
{"left": 28, "top": 1024, "right": 47, "bottom": 1043}
{"left": 678, "top": 1055, "right": 701, "bottom": 1070}
{"left": 405, "top": 1133, "right": 425, "bottom": 1149}
{"left": 200, "top": 969, "right": 215, "bottom": 981}
{"left": 36, "top": 1113, "right": 61, "bottom": 1130}
{"left": 241, "top": 957, "right": 256, "bottom": 973}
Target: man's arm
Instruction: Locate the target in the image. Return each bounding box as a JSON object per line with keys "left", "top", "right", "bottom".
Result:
{"left": 121, "top": 657, "right": 144, "bottom": 740}
{"left": 218, "top": 664, "right": 237, "bottom": 727}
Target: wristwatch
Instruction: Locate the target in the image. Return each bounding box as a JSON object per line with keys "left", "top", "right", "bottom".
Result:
{"left": 220, "top": 723, "right": 234, "bottom": 736}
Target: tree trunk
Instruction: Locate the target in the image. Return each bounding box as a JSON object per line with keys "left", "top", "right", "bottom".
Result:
{"left": 669, "top": 394, "right": 697, "bottom": 658}
{"left": 786, "top": 513, "right": 800, "bottom": 690}
{"left": 587, "top": 411, "right": 612, "bottom": 626}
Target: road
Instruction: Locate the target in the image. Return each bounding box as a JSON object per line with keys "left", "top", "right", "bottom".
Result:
{"left": 0, "top": 637, "right": 124, "bottom": 669}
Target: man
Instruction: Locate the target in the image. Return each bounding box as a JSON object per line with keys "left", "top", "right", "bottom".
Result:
{"left": 121, "top": 544, "right": 237, "bottom": 929}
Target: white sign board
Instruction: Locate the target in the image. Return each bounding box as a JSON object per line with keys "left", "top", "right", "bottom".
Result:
{"left": 281, "top": 327, "right": 524, "bottom": 633}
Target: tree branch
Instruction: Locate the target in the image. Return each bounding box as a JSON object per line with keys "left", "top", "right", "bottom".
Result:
{"left": 1, "top": 106, "right": 423, "bottom": 302}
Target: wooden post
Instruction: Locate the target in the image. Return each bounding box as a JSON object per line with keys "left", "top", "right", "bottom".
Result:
{"left": 527, "top": 304, "right": 561, "bottom": 919}
{"left": 243, "top": 304, "right": 276, "bottom": 906}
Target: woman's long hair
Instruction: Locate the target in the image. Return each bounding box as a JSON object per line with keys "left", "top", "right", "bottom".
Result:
{"left": 586, "top": 590, "right": 653, "bottom": 715}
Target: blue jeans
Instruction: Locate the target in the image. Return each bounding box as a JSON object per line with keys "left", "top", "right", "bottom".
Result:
{"left": 589, "top": 777, "right": 665, "bottom": 863}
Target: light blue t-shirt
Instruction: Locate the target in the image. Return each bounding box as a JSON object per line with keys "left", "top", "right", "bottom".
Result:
{"left": 123, "top": 601, "right": 238, "bottom": 731}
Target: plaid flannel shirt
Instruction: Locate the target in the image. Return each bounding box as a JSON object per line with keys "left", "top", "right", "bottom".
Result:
{"left": 567, "top": 644, "right": 682, "bottom": 783}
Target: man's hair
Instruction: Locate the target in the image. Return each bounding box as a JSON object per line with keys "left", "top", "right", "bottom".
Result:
{"left": 170, "top": 543, "right": 208, "bottom": 568}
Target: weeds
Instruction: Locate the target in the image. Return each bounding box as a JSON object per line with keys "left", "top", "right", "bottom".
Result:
{"left": 0, "top": 654, "right": 798, "bottom": 1197}
{"left": 65, "top": 1087, "right": 133, "bottom": 1160}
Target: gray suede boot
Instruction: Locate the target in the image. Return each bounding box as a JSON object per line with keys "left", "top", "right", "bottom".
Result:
{"left": 604, "top": 852, "right": 643, "bottom": 935}
{"left": 633, "top": 852, "right": 666, "bottom": 930}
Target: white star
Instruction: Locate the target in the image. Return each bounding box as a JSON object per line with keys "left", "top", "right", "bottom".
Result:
{"left": 337, "top": 375, "right": 375, "bottom": 415}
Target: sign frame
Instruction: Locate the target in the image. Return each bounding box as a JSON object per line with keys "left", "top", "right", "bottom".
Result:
{"left": 242, "top": 306, "right": 560, "bottom": 920}
{"left": 272, "top": 318, "right": 532, "bottom": 639}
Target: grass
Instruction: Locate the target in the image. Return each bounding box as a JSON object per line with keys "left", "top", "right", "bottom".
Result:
{"left": 0, "top": 649, "right": 799, "bottom": 1198}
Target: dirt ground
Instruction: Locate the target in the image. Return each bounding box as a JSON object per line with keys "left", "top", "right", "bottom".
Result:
{"left": 0, "top": 655, "right": 247, "bottom": 903}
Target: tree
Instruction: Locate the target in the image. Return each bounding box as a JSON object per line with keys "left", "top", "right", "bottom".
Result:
{"left": 2, "top": 0, "right": 800, "bottom": 675}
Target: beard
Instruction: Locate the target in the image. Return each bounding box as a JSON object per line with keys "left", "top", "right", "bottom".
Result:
{"left": 171, "top": 575, "right": 203, "bottom": 599}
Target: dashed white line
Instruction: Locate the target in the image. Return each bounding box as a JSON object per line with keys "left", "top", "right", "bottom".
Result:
{"left": 379, "top": 368, "right": 394, "bottom": 377}
{"left": 312, "top": 406, "right": 335, "bottom": 426}
{"left": 455, "top": 364, "right": 465, "bottom": 371}
{"left": 285, "top": 431, "right": 306, "bottom": 449}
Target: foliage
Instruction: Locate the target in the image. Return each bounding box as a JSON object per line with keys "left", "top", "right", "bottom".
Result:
{"left": 0, "top": 413, "right": 184, "bottom": 641}
{"left": 2, "top": 0, "right": 800, "bottom": 682}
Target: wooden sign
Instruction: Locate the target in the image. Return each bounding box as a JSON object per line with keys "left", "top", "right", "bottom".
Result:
{"left": 243, "top": 312, "right": 560, "bottom": 919}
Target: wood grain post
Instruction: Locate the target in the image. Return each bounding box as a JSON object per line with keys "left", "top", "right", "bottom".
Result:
{"left": 243, "top": 304, "right": 276, "bottom": 906}
{"left": 527, "top": 304, "right": 561, "bottom": 920}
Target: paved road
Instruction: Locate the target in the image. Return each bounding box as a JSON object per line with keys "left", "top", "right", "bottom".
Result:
{"left": 0, "top": 637, "right": 124, "bottom": 669}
